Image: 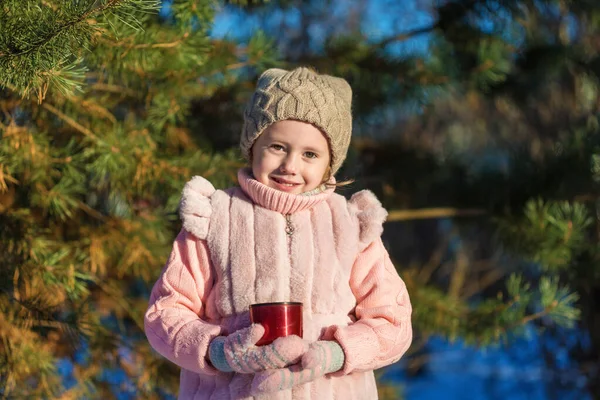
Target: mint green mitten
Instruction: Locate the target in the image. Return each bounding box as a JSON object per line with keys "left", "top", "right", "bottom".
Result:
{"left": 208, "top": 324, "right": 308, "bottom": 374}
{"left": 250, "top": 340, "right": 345, "bottom": 394}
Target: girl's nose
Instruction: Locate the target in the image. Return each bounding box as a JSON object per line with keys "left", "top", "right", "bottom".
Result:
{"left": 280, "top": 154, "right": 298, "bottom": 174}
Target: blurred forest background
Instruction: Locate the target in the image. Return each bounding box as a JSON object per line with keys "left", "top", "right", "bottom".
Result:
{"left": 1, "top": 0, "right": 600, "bottom": 398}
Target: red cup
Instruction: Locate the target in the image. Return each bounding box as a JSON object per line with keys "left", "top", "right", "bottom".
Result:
{"left": 249, "top": 302, "right": 303, "bottom": 346}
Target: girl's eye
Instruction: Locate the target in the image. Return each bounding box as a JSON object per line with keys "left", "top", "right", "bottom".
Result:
{"left": 270, "top": 144, "right": 284, "bottom": 151}
{"left": 304, "top": 151, "right": 318, "bottom": 159}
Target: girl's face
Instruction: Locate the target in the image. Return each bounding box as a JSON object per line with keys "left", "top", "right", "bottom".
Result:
{"left": 251, "top": 120, "right": 331, "bottom": 195}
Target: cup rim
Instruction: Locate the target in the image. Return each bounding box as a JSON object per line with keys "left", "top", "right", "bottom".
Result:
{"left": 250, "top": 302, "right": 303, "bottom": 308}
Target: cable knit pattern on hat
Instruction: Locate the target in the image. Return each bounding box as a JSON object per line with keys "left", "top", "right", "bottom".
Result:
{"left": 240, "top": 67, "right": 352, "bottom": 175}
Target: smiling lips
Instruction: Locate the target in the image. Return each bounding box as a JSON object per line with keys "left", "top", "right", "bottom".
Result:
{"left": 271, "top": 176, "right": 301, "bottom": 191}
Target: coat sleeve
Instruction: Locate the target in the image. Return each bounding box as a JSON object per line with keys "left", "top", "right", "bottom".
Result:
{"left": 328, "top": 191, "right": 412, "bottom": 374}
{"left": 331, "top": 238, "right": 412, "bottom": 374}
{"left": 144, "top": 229, "right": 222, "bottom": 375}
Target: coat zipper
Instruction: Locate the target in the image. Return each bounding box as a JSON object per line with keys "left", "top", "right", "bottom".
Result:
{"left": 285, "top": 214, "right": 295, "bottom": 237}
{"left": 285, "top": 213, "right": 294, "bottom": 259}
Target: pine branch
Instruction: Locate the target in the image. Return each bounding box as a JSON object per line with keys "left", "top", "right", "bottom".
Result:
{"left": 1, "top": 0, "right": 126, "bottom": 58}
{"left": 97, "top": 281, "right": 144, "bottom": 331}
{"left": 0, "top": 0, "right": 162, "bottom": 100}
{"left": 38, "top": 100, "right": 122, "bottom": 155}
{"left": 0, "top": 166, "right": 19, "bottom": 192}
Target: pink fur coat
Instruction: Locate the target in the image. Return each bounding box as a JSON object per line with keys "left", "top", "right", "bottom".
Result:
{"left": 144, "top": 169, "right": 412, "bottom": 399}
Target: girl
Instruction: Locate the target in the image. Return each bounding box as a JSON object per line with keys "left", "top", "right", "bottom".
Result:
{"left": 144, "top": 67, "right": 412, "bottom": 399}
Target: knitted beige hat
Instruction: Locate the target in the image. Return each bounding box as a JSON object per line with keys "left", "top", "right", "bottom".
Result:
{"left": 240, "top": 67, "right": 352, "bottom": 175}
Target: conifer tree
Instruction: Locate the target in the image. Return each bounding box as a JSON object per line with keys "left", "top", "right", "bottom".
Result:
{"left": 0, "top": 1, "right": 277, "bottom": 397}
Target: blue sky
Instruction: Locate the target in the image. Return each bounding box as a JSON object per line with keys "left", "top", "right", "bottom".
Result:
{"left": 209, "top": 0, "right": 434, "bottom": 57}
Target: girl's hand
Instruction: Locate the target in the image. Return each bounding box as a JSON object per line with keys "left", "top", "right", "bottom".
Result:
{"left": 208, "top": 324, "right": 308, "bottom": 374}
{"left": 250, "top": 340, "right": 345, "bottom": 394}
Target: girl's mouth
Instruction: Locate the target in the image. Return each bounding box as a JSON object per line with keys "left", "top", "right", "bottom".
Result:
{"left": 271, "top": 177, "right": 301, "bottom": 190}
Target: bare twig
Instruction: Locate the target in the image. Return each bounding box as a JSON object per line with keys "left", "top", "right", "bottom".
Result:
{"left": 78, "top": 201, "right": 106, "bottom": 221}
{"left": 387, "top": 207, "right": 486, "bottom": 221}
{"left": 448, "top": 244, "right": 469, "bottom": 298}
{"left": 461, "top": 267, "right": 505, "bottom": 299}
{"left": 203, "top": 61, "right": 251, "bottom": 78}
{"left": 374, "top": 24, "right": 438, "bottom": 49}
{"left": 418, "top": 239, "right": 449, "bottom": 283}
{"left": 89, "top": 82, "right": 138, "bottom": 97}
{"left": 130, "top": 36, "right": 188, "bottom": 49}
{"left": 41, "top": 102, "right": 99, "bottom": 141}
